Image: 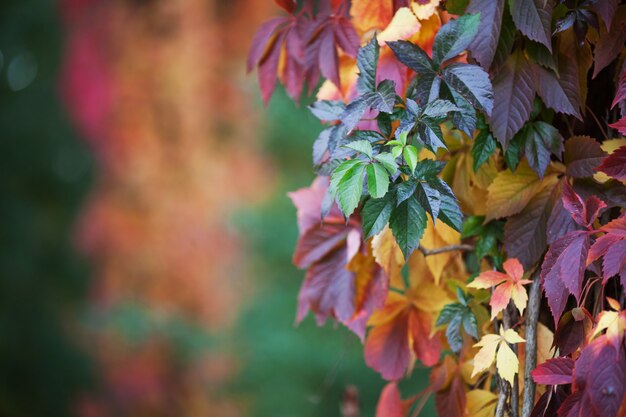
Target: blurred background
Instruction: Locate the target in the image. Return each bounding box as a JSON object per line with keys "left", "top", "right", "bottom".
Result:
{"left": 0, "top": 1, "right": 433, "bottom": 416}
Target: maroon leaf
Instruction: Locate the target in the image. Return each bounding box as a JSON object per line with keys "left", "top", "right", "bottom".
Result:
{"left": 603, "top": 240, "right": 626, "bottom": 285}
{"left": 587, "top": 341, "right": 626, "bottom": 417}
{"left": 593, "top": 5, "right": 626, "bottom": 78}
{"left": 318, "top": 27, "right": 341, "bottom": 88}
{"left": 247, "top": 17, "right": 290, "bottom": 72}
{"left": 530, "top": 389, "right": 565, "bottom": 417}
{"left": 562, "top": 181, "right": 607, "bottom": 228}
{"left": 547, "top": 181, "right": 579, "bottom": 245}
{"left": 466, "top": 0, "right": 505, "bottom": 70}
{"left": 488, "top": 50, "right": 535, "bottom": 147}
{"left": 597, "top": 146, "right": 626, "bottom": 180}
{"left": 564, "top": 136, "right": 607, "bottom": 178}
{"left": 542, "top": 231, "right": 590, "bottom": 323}
{"left": 257, "top": 31, "right": 285, "bottom": 105}
{"left": 293, "top": 222, "right": 352, "bottom": 268}
{"left": 554, "top": 308, "right": 593, "bottom": 356}
{"left": 532, "top": 357, "right": 575, "bottom": 385}
{"left": 593, "top": 0, "right": 619, "bottom": 31}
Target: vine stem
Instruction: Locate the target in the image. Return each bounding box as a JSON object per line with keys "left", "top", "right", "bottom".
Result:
{"left": 521, "top": 271, "right": 542, "bottom": 417}
{"left": 418, "top": 244, "right": 473, "bottom": 256}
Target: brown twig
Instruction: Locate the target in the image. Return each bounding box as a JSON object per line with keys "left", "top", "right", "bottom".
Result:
{"left": 504, "top": 305, "right": 520, "bottom": 417}
{"left": 521, "top": 271, "right": 542, "bottom": 417}
{"left": 418, "top": 244, "right": 473, "bottom": 256}
{"left": 494, "top": 377, "right": 510, "bottom": 417}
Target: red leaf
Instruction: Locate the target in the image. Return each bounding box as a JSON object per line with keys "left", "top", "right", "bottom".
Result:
{"left": 597, "top": 146, "right": 626, "bottom": 180}
{"left": 293, "top": 223, "right": 352, "bottom": 268}
{"left": 409, "top": 309, "right": 442, "bottom": 367}
{"left": 274, "top": 0, "right": 296, "bottom": 14}
{"left": 603, "top": 240, "right": 626, "bottom": 286}
{"left": 532, "top": 357, "right": 575, "bottom": 385}
{"left": 612, "top": 67, "right": 626, "bottom": 109}
{"left": 561, "top": 181, "right": 606, "bottom": 228}
{"left": 365, "top": 312, "right": 411, "bottom": 380}
{"left": 609, "top": 118, "right": 626, "bottom": 135}
{"left": 434, "top": 375, "right": 466, "bottom": 417}
{"left": 247, "top": 17, "right": 290, "bottom": 72}
{"left": 375, "top": 383, "right": 406, "bottom": 417}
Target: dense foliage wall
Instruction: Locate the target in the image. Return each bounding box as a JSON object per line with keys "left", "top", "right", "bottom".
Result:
{"left": 250, "top": 1, "right": 626, "bottom": 416}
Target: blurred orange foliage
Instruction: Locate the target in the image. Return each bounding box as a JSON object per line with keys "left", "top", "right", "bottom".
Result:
{"left": 60, "top": 0, "right": 275, "bottom": 415}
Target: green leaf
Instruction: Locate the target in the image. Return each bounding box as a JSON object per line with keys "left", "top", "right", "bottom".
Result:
{"left": 350, "top": 130, "right": 386, "bottom": 143}
{"left": 471, "top": 129, "right": 496, "bottom": 171}
{"left": 374, "top": 152, "right": 399, "bottom": 174}
{"left": 343, "top": 140, "right": 373, "bottom": 158}
{"left": 423, "top": 99, "right": 459, "bottom": 118}
{"left": 363, "top": 79, "right": 397, "bottom": 114}
{"left": 395, "top": 179, "right": 417, "bottom": 205}
{"left": 443, "top": 63, "right": 494, "bottom": 115}
{"left": 428, "top": 178, "right": 463, "bottom": 231}
{"left": 433, "top": 13, "right": 481, "bottom": 66}
{"left": 398, "top": 131, "right": 408, "bottom": 146}
{"left": 436, "top": 302, "right": 478, "bottom": 352}
{"left": 390, "top": 195, "right": 427, "bottom": 259}
{"left": 462, "top": 215, "right": 485, "bottom": 238}
{"left": 387, "top": 40, "right": 436, "bottom": 75}
{"left": 331, "top": 160, "right": 366, "bottom": 217}
{"left": 361, "top": 194, "right": 394, "bottom": 239}
{"left": 377, "top": 112, "right": 392, "bottom": 137}
{"left": 449, "top": 88, "right": 478, "bottom": 137}
{"left": 521, "top": 121, "right": 563, "bottom": 178}
{"left": 403, "top": 145, "right": 419, "bottom": 173}
{"left": 504, "top": 133, "right": 524, "bottom": 170}
{"left": 366, "top": 163, "right": 390, "bottom": 198}
{"left": 386, "top": 140, "right": 403, "bottom": 147}
{"left": 415, "top": 181, "right": 441, "bottom": 222}
{"left": 446, "top": 0, "right": 469, "bottom": 15}
{"left": 413, "top": 159, "right": 446, "bottom": 179}
{"left": 391, "top": 146, "right": 403, "bottom": 158}
{"left": 356, "top": 36, "right": 379, "bottom": 94}
{"left": 526, "top": 41, "right": 557, "bottom": 72}
{"left": 418, "top": 118, "right": 447, "bottom": 152}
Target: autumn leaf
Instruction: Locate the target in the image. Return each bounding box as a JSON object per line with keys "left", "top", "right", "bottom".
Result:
{"left": 485, "top": 160, "right": 542, "bottom": 221}
{"left": 365, "top": 258, "right": 450, "bottom": 380}
{"left": 531, "top": 357, "right": 575, "bottom": 385}
{"left": 375, "top": 382, "right": 411, "bottom": 417}
{"left": 468, "top": 258, "right": 532, "bottom": 319}
{"left": 466, "top": 389, "right": 497, "bottom": 417}
{"left": 596, "top": 145, "right": 626, "bottom": 181}
{"left": 372, "top": 225, "right": 405, "bottom": 290}
{"left": 471, "top": 328, "right": 525, "bottom": 385}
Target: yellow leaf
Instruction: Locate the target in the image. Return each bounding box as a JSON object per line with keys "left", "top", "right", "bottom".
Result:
{"left": 467, "top": 390, "right": 497, "bottom": 417}
{"left": 501, "top": 328, "right": 525, "bottom": 344}
{"left": 536, "top": 322, "right": 555, "bottom": 365}
{"left": 372, "top": 226, "right": 405, "bottom": 289}
{"left": 472, "top": 329, "right": 524, "bottom": 384}
{"left": 350, "top": 0, "right": 393, "bottom": 35}
{"left": 485, "top": 160, "right": 542, "bottom": 221}
{"left": 378, "top": 7, "right": 421, "bottom": 44}
{"left": 496, "top": 342, "right": 519, "bottom": 385}
{"left": 471, "top": 334, "right": 500, "bottom": 377}
{"left": 411, "top": 0, "right": 441, "bottom": 20}
{"left": 407, "top": 248, "right": 435, "bottom": 288}
{"left": 421, "top": 215, "right": 461, "bottom": 285}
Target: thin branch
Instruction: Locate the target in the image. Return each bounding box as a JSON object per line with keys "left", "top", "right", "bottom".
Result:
{"left": 494, "top": 377, "right": 510, "bottom": 417}
{"left": 505, "top": 305, "right": 520, "bottom": 417}
{"left": 418, "top": 244, "right": 474, "bottom": 257}
{"left": 586, "top": 105, "right": 609, "bottom": 140}
{"left": 521, "top": 271, "right": 542, "bottom": 417}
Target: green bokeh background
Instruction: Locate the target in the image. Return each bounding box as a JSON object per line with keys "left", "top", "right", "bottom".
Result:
{"left": 0, "top": 2, "right": 435, "bottom": 416}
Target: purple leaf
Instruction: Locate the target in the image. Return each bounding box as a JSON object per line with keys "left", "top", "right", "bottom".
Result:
{"left": 466, "top": 0, "right": 505, "bottom": 69}
{"left": 593, "top": 6, "right": 626, "bottom": 78}
{"left": 488, "top": 50, "right": 535, "bottom": 147}
{"left": 509, "top": 0, "right": 553, "bottom": 51}
{"left": 534, "top": 64, "right": 581, "bottom": 119}
{"left": 597, "top": 146, "right": 626, "bottom": 180}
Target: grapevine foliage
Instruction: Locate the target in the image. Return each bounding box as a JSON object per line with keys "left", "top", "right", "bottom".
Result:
{"left": 250, "top": 1, "right": 626, "bottom": 416}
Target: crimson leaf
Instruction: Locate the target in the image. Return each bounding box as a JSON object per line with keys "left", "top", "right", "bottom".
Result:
{"left": 531, "top": 357, "right": 575, "bottom": 385}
